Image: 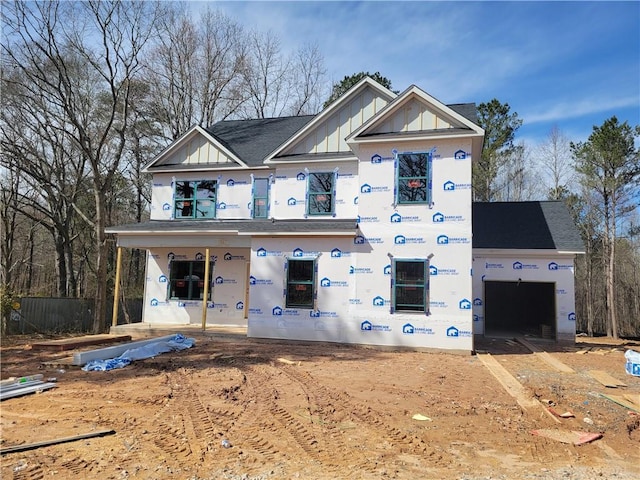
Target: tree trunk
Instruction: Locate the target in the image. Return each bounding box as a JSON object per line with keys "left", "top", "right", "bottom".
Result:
{"left": 92, "top": 194, "right": 108, "bottom": 334}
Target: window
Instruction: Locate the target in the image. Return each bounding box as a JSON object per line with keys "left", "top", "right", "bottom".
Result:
{"left": 285, "top": 258, "right": 316, "bottom": 308}
{"left": 174, "top": 180, "right": 217, "bottom": 219}
{"left": 253, "top": 178, "right": 269, "bottom": 218}
{"left": 307, "top": 172, "right": 334, "bottom": 215}
{"left": 393, "top": 259, "right": 428, "bottom": 312}
{"left": 168, "top": 260, "right": 213, "bottom": 300}
{"left": 396, "top": 152, "right": 431, "bottom": 205}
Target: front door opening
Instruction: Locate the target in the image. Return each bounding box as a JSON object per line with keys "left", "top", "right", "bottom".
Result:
{"left": 484, "top": 281, "right": 556, "bottom": 339}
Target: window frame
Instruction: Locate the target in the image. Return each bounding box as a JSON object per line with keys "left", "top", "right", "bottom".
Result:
{"left": 174, "top": 180, "right": 217, "bottom": 219}
{"left": 395, "top": 152, "right": 432, "bottom": 206}
{"left": 168, "top": 260, "right": 214, "bottom": 301}
{"left": 306, "top": 171, "right": 335, "bottom": 216}
{"left": 285, "top": 257, "right": 317, "bottom": 309}
{"left": 391, "top": 258, "right": 431, "bottom": 314}
{"left": 252, "top": 177, "right": 270, "bottom": 219}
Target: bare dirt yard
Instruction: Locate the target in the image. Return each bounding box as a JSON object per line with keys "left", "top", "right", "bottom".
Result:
{"left": 1, "top": 330, "right": 639, "bottom": 480}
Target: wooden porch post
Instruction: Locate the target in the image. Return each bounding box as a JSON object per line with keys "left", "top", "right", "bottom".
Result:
{"left": 201, "top": 248, "right": 211, "bottom": 331}
{"left": 111, "top": 246, "right": 122, "bottom": 327}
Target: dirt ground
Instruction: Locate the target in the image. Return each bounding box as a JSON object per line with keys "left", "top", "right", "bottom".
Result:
{"left": 1, "top": 331, "right": 639, "bottom": 480}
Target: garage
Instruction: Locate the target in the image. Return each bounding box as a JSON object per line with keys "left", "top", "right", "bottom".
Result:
{"left": 483, "top": 280, "right": 556, "bottom": 339}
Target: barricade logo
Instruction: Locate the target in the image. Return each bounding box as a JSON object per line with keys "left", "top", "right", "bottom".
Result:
{"left": 168, "top": 252, "right": 187, "bottom": 260}
{"left": 372, "top": 296, "right": 386, "bottom": 306}
{"left": 371, "top": 154, "right": 382, "bottom": 164}
{"left": 215, "top": 276, "right": 237, "bottom": 285}
{"left": 485, "top": 262, "right": 504, "bottom": 269}
{"left": 288, "top": 197, "right": 297, "bottom": 206}
{"left": 548, "top": 262, "right": 572, "bottom": 271}
{"left": 429, "top": 265, "right": 458, "bottom": 276}
{"left": 321, "top": 277, "right": 331, "bottom": 287}
{"left": 159, "top": 275, "right": 167, "bottom": 283}
{"left": 224, "top": 252, "right": 245, "bottom": 261}
{"left": 297, "top": 172, "right": 306, "bottom": 181}
{"left": 361, "top": 320, "right": 391, "bottom": 332}
{"left": 447, "top": 326, "right": 472, "bottom": 337}
{"left": 293, "top": 248, "right": 304, "bottom": 257}
{"left": 354, "top": 235, "right": 365, "bottom": 244}
{"left": 321, "top": 277, "right": 348, "bottom": 287}
{"left": 360, "top": 183, "right": 390, "bottom": 193}
{"left": 443, "top": 180, "right": 471, "bottom": 191}
{"left": 454, "top": 150, "right": 468, "bottom": 160}
{"left": 395, "top": 234, "right": 425, "bottom": 245}
{"left": 349, "top": 266, "right": 373, "bottom": 274}
{"left": 433, "top": 212, "right": 464, "bottom": 222}
{"left": 162, "top": 203, "right": 171, "bottom": 211}
{"left": 473, "top": 298, "right": 483, "bottom": 306}
{"left": 150, "top": 298, "right": 159, "bottom": 306}
{"left": 437, "top": 235, "right": 449, "bottom": 245}
{"left": 215, "top": 276, "right": 224, "bottom": 284}
{"left": 218, "top": 202, "right": 227, "bottom": 210}
{"left": 353, "top": 196, "right": 359, "bottom": 205}
{"left": 384, "top": 265, "right": 391, "bottom": 275}
{"left": 391, "top": 213, "right": 401, "bottom": 223}
{"left": 357, "top": 215, "right": 380, "bottom": 223}
{"left": 331, "top": 248, "right": 342, "bottom": 258}
{"left": 459, "top": 299, "right": 472, "bottom": 309}
{"left": 227, "top": 179, "right": 235, "bottom": 186}
{"left": 437, "top": 235, "right": 470, "bottom": 245}
{"left": 513, "top": 261, "right": 538, "bottom": 270}
{"left": 390, "top": 213, "right": 421, "bottom": 223}
{"left": 354, "top": 235, "right": 384, "bottom": 245}
{"left": 272, "top": 306, "right": 283, "bottom": 316}
{"left": 236, "top": 301, "right": 244, "bottom": 310}
{"left": 403, "top": 323, "right": 436, "bottom": 335}
{"left": 249, "top": 275, "right": 274, "bottom": 285}
{"left": 310, "top": 310, "right": 338, "bottom": 318}
{"left": 195, "top": 252, "right": 204, "bottom": 260}
{"left": 207, "top": 302, "right": 215, "bottom": 309}
{"left": 568, "top": 312, "right": 576, "bottom": 321}
{"left": 256, "top": 247, "right": 282, "bottom": 257}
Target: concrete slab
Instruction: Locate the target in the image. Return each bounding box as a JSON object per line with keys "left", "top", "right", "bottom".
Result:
{"left": 31, "top": 334, "right": 132, "bottom": 351}
{"left": 72, "top": 334, "right": 178, "bottom": 366}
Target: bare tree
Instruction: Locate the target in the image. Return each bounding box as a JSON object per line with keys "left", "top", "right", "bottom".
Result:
{"left": 537, "top": 125, "right": 574, "bottom": 199}
{"left": 146, "top": 4, "right": 247, "bottom": 139}
{"left": 2, "top": 0, "right": 160, "bottom": 332}
{"left": 288, "top": 43, "right": 327, "bottom": 116}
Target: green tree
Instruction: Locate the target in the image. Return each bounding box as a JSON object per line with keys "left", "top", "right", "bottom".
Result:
{"left": 473, "top": 99, "right": 523, "bottom": 201}
{"left": 571, "top": 116, "right": 640, "bottom": 339}
{"left": 323, "top": 71, "right": 395, "bottom": 108}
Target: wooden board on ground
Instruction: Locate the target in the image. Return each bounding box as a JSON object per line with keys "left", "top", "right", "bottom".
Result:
{"left": 515, "top": 337, "right": 575, "bottom": 373}
{"left": 599, "top": 393, "right": 640, "bottom": 413}
{"left": 476, "top": 353, "right": 540, "bottom": 411}
{"left": 588, "top": 370, "right": 627, "bottom": 388}
{"left": 623, "top": 394, "right": 640, "bottom": 408}
{"left": 31, "top": 335, "right": 132, "bottom": 351}
{"left": 531, "top": 429, "right": 602, "bottom": 445}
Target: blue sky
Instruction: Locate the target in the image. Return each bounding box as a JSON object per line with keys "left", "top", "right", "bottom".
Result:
{"left": 209, "top": 1, "right": 639, "bottom": 147}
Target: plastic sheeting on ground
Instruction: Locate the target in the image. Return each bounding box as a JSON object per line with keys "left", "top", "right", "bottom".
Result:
{"left": 82, "top": 334, "right": 196, "bottom": 371}
{"left": 625, "top": 349, "right": 640, "bottom": 377}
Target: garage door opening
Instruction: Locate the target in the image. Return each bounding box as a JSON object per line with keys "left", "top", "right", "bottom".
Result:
{"left": 484, "top": 281, "right": 556, "bottom": 339}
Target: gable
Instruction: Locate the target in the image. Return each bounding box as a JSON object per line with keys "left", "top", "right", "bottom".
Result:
{"left": 346, "top": 87, "right": 484, "bottom": 159}
{"left": 144, "top": 126, "right": 245, "bottom": 173}
{"left": 268, "top": 77, "right": 396, "bottom": 162}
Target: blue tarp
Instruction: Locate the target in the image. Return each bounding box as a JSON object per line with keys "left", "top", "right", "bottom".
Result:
{"left": 82, "top": 334, "right": 196, "bottom": 371}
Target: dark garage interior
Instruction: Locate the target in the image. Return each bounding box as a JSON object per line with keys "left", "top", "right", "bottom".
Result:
{"left": 484, "top": 280, "right": 556, "bottom": 339}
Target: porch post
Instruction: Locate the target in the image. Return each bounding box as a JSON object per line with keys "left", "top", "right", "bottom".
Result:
{"left": 111, "top": 246, "right": 122, "bottom": 327}
{"left": 201, "top": 247, "right": 211, "bottom": 330}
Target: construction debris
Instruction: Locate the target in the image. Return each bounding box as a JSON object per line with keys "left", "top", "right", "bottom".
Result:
{"left": 531, "top": 429, "right": 603, "bottom": 445}
{"left": 0, "top": 429, "right": 115, "bottom": 454}
{"left": 589, "top": 370, "right": 627, "bottom": 388}
{"left": 0, "top": 375, "right": 57, "bottom": 401}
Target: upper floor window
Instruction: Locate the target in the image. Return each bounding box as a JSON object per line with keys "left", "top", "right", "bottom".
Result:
{"left": 307, "top": 172, "right": 334, "bottom": 216}
{"left": 393, "top": 259, "right": 429, "bottom": 313}
{"left": 285, "top": 258, "right": 316, "bottom": 309}
{"left": 174, "top": 180, "right": 216, "bottom": 219}
{"left": 396, "top": 152, "right": 431, "bottom": 205}
{"left": 168, "top": 260, "right": 213, "bottom": 301}
{"left": 253, "top": 178, "right": 269, "bottom": 219}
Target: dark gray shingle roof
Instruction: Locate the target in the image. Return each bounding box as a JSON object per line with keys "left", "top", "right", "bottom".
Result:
{"left": 448, "top": 103, "right": 477, "bottom": 124}
{"left": 472, "top": 201, "right": 585, "bottom": 252}
{"left": 107, "top": 218, "right": 358, "bottom": 235}
{"left": 207, "top": 116, "right": 314, "bottom": 166}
